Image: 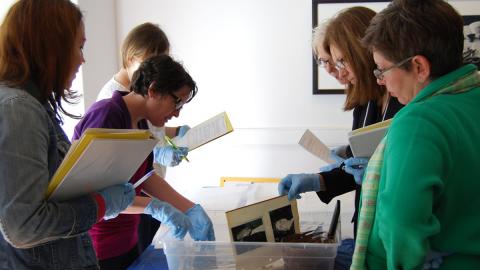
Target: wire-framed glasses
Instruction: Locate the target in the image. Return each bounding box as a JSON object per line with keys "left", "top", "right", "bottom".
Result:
{"left": 373, "top": 56, "right": 414, "bottom": 80}
{"left": 334, "top": 59, "right": 347, "bottom": 70}
{"left": 316, "top": 57, "right": 332, "bottom": 68}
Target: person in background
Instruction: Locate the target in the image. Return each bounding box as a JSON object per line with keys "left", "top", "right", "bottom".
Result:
{"left": 278, "top": 7, "right": 404, "bottom": 269}
{"left": 312, "top": 21, "right": 348, "bottom": 85}
{"left": 0, "top": 0, "right": 134, "bottom": 269}
{"left": 97, "top": 22, "right": 190, "bottom": 252}
{"left": 350, "top": 0, "right": 480, "bottom": 268}
{"left": 98, "top": 22, "right": 189, "bottom": 174}
{"left": 74, "top": 55, "right": 215, "bottom": 270}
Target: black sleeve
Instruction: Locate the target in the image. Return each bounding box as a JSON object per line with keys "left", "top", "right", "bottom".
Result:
{"left": 316, "top": 167, "right": 357, "bottom": 204}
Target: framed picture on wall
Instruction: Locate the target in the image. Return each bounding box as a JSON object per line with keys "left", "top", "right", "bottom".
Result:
{"left": 463, "top": 15, "right": 480, "bottom": 68}
{"left": 311, "top": 0, "right": 480, "bottom": 94}
{"left": 311, "top": 0, "right": 389, "bottom": 95}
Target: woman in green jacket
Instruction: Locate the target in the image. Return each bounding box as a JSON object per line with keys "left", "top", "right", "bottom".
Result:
{"left": 351, "top": 0, "right": 480, "bottom": 269}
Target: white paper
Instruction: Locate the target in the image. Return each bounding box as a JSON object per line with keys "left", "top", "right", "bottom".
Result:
{"left": 173, "top": 112, "right": 232, "bottom": 150}
{"left": 298, "top": 129, "right": 335, "bottom": 164}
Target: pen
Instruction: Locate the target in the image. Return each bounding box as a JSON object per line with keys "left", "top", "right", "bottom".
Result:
{"left": 133, "top": 169, "right": 156, "bottom": 189}
{"left": 164, "top": 135, "right": 190, "bottom": 162}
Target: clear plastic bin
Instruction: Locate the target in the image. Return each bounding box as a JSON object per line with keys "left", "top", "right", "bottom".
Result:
{"left": 163, "top": 237, "right": 340, "bottom": 270}
{"left": 159, "top": 210, "right": 341, "bottom": 270}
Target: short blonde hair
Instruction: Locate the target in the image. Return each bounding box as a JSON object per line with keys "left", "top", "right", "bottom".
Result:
{"left": 121, "top": 22, "right": 170, "bottom": 68}
{"left": 312, "top": 21, "right": 329, "bottom": 57}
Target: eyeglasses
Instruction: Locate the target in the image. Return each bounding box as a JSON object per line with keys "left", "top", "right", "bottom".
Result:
{"left": 168, "top": 92, "right": 186, "bottom": 110}
{"left": 316, "top": 57, "right": 333, "bottom": 68}
{"left": 373, "top": 56, "right": 414, "bottom": 80}
{"left": 334, "top": 59, "right": 347, "bottom": 70}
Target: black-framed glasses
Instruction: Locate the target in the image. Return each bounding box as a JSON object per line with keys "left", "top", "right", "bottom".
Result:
{"left": 168, "top": 92, "right": 185, "bottom": 110}
{"left": 373, "top": 56, "right": 414, "bottom": 80}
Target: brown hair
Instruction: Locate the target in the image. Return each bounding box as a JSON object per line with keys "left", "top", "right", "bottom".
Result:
{"left": 362, "top": 0, "right": 464, "bottom": 79}
{"left": 324, "top": 6, "right": 384, "bottom": 111}
{"left": 0, "top": 0, "right": 83, "bottom": 117}
{"left": 121, "top": 22, "right": 170, "bottom": 69}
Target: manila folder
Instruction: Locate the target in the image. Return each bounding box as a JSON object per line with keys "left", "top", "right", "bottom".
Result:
{"left": 348, "top": 119, "right": 391, "bottom": 157}
{"left": 47, "top": 129, "right": 158, "bottom": 201}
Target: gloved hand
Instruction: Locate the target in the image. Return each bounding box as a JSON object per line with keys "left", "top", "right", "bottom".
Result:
{"left": 319, "top": 146, "right": 347, "bottom": 172}
{"left": 185, "top": 204, "right": 215, "bottom": 241}
{"left": 177, "top": 125, "right": 191, "bottom": 137}
{"left": 144, "top": 199, "right": 192, "bottom": 239}
{"left": 278, "top": 173, "right": 321, "bottom": 200}
{"left": 343, "top": 157, "right": 369, "bottom": 185}
{"left": 98, "top": 183, "right": 135, "bottom": 220}
{"left": 153, "top": 145, "right": 189, "bottom": 167}
{"left": 422, "top": 251, "right": 452, "bottom": 269}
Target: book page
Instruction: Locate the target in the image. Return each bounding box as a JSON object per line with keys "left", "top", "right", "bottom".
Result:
{"left": 173, "top": 111, "right": 233, "bottom": 150}
{"left": 298, "top": 129, "right": 335, "bottom": 164}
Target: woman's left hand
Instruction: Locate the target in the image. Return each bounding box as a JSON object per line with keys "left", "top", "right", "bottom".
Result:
{"left": 185, "top": 204, "right": 215, "bottom": 241}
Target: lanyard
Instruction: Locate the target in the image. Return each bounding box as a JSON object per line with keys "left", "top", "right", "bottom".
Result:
{"left": 361, "top": 95, "right": 390, "bottom": 128}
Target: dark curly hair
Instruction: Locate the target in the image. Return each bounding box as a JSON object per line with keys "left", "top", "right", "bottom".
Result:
{"left": 130, "top": 55, "right": 197, "bottom": 103}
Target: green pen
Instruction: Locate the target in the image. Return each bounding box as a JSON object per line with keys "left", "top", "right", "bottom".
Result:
{"left": 164, "top": 135, "right": 190, "bottom": 162}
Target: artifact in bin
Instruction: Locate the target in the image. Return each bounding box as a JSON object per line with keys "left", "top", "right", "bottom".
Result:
{"left": 282, "top": 200, "right": 340, "bottom": 243}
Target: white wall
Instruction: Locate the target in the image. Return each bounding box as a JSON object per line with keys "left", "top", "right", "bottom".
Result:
{"left": 77, "top": 0, "right": 357, "bottom": 235}
{"left": 78, "top": 0, "right": 119, "bottom": 108}
{"left": 50, "top": 0, "right": 480, "bottom": 234}
{"left": 78, "top": 0, "right": 353, "bottom": 186}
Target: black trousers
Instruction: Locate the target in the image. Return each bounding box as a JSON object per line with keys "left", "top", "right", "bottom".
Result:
{"left": 137, "top": 214, "right": 161, "bottom": 253}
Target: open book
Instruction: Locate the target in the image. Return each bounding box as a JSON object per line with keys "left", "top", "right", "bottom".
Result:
{"left": 173, "top": 111, "right": 233, "bottom": 151}
{"left": 46, "top": 128, "right": 158, "bottom": 201}
{"left": 348, "top": 119, "right": 391, "bottom": 157}
{"left": 226, "top": 195, "right": 300, "bottom": 243}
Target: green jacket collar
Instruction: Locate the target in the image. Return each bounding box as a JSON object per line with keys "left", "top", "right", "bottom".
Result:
{"left": 411, "top": 64, "right": 478, "bottom": 103}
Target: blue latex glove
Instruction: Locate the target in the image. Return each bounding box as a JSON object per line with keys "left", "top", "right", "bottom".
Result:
{"left": 97, "top": 183, "right": 135, "bottom": 220}
{"left": 185, "top": 204, "right": 215, "bottom": 241}
{"left": 278, "top": 173, "right": 321, "bottom": 200}
{"left": 153, "top": 145, "right": 189, "bottom": 167}
{"left": 343, "top": 157, "right": 369, "bottom": 185}
{"left": 144, "top": 199, "right": 192, "bottom": 239}
{"left": 319, "top": 147, "right": 346, "bottom": 172}
{"left": 423, "top": 251, "right": 452, "bottom": 269}
{"left": 177, "top": 125, "right": 191, "bottom": 137}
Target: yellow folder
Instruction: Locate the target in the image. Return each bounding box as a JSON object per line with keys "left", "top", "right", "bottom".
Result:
{"left": 46, "top": 128, "right": 158, "bottom": 201}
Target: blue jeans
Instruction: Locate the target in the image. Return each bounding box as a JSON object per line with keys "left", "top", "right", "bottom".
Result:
{"left": 335, "top": 239, "right": 355, "bottom": 270}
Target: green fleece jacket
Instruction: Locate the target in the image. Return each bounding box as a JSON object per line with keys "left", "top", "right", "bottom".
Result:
{"left": 365, "top": 65, "right": 480, "bottom": 269}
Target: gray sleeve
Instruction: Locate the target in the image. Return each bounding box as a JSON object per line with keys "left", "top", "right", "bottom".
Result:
{"left": 0, "top": 94, "right": 98, "bottom": 248}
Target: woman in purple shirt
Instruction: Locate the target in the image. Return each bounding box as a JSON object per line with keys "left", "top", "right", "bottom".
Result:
{"left": 73, "top": 55, "right": 214, "bottom": 270}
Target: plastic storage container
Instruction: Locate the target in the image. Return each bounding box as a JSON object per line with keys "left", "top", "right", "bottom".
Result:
{"left": 159, "top": 210, "right": 340, "bottom": 270}
{"left": 153, "top": 186, "right": 341, "bottom": 270}
{"left": 162, "top": 236, "right": 340, "bottom": 270}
